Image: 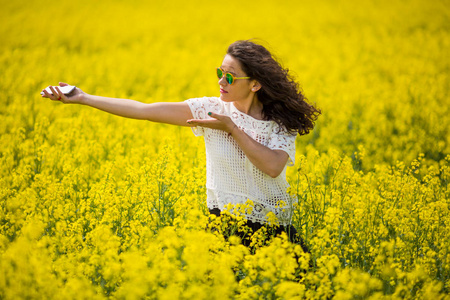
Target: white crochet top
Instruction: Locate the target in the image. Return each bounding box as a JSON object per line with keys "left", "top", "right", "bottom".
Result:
{"left": 185, "top": 97, "right": 297, "bottom": 225}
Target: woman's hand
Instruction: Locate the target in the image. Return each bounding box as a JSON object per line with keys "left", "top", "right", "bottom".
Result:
{"left": 187, "top": 111, "right": 288, "bottom": 178}
{"left": 41, "top": 82, "right": 86, "bottom": 104}
{"left": 186, "top": 112, "right": 237, "bottom": 134}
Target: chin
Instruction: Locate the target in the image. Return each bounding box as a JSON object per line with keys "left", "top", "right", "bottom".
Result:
{"left": 219, "top": 94, "right": 233, "bottom": 102}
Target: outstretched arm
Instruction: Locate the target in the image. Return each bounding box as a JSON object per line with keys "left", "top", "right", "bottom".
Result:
{"left": 42, "top": 82, "right": 193, "bottom": 126}
{"left": 187, "top": 112, "right": 289, "bottom": 178}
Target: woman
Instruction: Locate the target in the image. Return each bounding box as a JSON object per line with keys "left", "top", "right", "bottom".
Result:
{"left": 42, "top": 40, "right": 320, "bottom": 248}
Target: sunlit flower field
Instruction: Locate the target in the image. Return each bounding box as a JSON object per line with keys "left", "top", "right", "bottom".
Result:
{"left": 1, "top": 0, "right": 449, "bottom": 298}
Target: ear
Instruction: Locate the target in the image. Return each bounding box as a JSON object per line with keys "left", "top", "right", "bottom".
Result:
{"left": 250, "top": 80, "right": 262, "bottom": 93}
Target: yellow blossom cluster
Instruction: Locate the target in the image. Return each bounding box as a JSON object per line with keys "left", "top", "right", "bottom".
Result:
{"left": 1, "top": 0, "right": 449, "bottom": 299}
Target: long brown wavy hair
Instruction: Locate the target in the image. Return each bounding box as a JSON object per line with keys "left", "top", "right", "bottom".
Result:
{"left": 227, "top": 40, "right": 321, "bottom": 135}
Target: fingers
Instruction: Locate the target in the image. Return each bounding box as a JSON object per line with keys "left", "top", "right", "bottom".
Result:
{"left": 187, "top": 112, "right": 230, "bottom": 125}
{"left": 42, "top": 86, "right": 63, "bottom": 101}
{"left": 207, "top": 111, "right": 222, "bottom": 120}
{"left": 187, "top": 112, "right": 219, "bottom": 124}
{"left": 42, "top": 83, "right": 76, "bottom": 102}
{"left": 186, "top": 118, "right": 218, "bottom": 125}
{"left": 186, "top": 116, "right": 234, "bottom": 133}
{"left": 54, "top": 86, "right": 65, "bottom": 100}
{"left": 186, "top": 119, "right": 224, "bottom": 131}
{"left": 49, "top": 86, "right": 62, "bottom": 100}
{"left": 42, "top": 89, "right": 51, "bottom": 98}
{"left": 42, "top": 88, "right": 57, "bottom": 100}
{"left": 41, "top": 83, "right": 79, "bottom": 103}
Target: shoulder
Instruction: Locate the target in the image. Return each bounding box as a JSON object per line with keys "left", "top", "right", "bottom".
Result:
{"left": 273, "top": 125, "right": 297, "bottom": 137}
{"left": 185, "top": 97, "right": 225, "bottom": 119}
{"left": 267, "top": 125, "right": 297, "bottom": 166}
{"left": 274, "top": 127, "right": 297, "bottom": 144}
{"left": 185, "top": 96, "right": 221, "bottom": 106}
{"left": 268, "top": 124, "right": 297, "bottom": 143}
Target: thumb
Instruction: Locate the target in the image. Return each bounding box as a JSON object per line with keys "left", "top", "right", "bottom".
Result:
{"left": 59, "top": 82, "right": 69, "bottom": 87}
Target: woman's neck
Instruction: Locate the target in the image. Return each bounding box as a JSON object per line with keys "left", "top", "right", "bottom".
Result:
{"left": 233, "top": 95, "right": 264, "bottom": 120}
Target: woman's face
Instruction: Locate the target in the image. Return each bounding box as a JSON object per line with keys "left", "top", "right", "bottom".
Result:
{"left": 218, "top": 54, "right": 255, "bottom": 103}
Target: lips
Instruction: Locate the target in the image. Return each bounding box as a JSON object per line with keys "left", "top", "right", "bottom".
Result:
{"left": 220, "top": 88, "right": 228, "bottom": 94}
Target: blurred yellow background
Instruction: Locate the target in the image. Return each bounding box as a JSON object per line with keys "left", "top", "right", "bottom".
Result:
{"left": 1, "top": 0, "right": 449, "bottom": 298}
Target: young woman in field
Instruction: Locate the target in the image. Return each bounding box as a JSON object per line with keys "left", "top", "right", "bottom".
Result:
{"left": 42, "top": 40, "right": 320, "bottom": 249}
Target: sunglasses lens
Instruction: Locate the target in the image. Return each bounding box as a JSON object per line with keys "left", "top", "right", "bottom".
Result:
{"left": 225, "top": 73, "right": 233, "bottom": 84}
{"left": 216, "top": 68, "right": 223, "bottom": 79}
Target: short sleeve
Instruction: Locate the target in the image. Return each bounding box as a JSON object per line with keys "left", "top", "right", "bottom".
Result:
{"left": 267, "top": 128, "right": 297, "bottom": 166}
{"left": 185, "top": 97, "right": 223, "bottom": 137}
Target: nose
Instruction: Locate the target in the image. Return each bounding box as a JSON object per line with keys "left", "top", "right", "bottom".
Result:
{"left": 218, "top": 75, "right": 228, "bottom": 85}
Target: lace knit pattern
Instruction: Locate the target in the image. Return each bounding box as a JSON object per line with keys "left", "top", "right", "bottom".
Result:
{"left": 185, "top": 97, "right": 297, "bottom": 225}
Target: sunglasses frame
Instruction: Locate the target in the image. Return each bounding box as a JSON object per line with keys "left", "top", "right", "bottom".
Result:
{"left": 216, "top": 67, "right": 250, "bottom": 85}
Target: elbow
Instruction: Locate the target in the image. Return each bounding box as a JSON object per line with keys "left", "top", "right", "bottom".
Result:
{"left": 267, "top": 168, "right": 283, "bottom": 179}
{"left": 265, "top": 158, "right": 288, "bottom": 178}
{"left": 259, "top": 151, "right": 289, "bottom": 178}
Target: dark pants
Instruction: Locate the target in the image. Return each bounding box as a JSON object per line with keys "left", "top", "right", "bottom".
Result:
{"left": 209, "top": 208, "right": 309, "bottom": 253}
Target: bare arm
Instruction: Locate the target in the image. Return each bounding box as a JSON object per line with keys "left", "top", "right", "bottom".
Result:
{"left": 79, "top": 94, "right": 193, "bottom": 126}
{"left": 230, "top": 126, "right": 289, "bottom": 178}
{"left": 187, "top": 112, "right": 289, "bottom": 178}
{"left": 42, "top": 83, "right": 193, "bottom": 126}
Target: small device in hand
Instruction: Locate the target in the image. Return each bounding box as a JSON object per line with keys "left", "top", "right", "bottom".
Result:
{"left": 41, "top": 85, "right": 76, "bottom": 96}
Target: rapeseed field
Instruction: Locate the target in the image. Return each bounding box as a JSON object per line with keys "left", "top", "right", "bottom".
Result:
{"left": 1, "top": 0, "right": 449, "bottom": 298}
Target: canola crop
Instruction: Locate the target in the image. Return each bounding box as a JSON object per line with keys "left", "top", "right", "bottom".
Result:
{"left": 1, "top": 0, "right": 449, "bottom": 298}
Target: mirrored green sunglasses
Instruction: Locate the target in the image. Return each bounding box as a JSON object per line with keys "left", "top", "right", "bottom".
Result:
{"left": 216, "top": 67, "right": 250, "bottom": 85}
